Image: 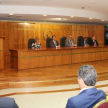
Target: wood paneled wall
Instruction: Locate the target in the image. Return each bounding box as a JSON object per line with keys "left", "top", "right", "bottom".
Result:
{"left": 0, "top": 21, "right": 104, "bottom": 65}
{"left": 0, "top": 37, "right": 4, "bottom": 69}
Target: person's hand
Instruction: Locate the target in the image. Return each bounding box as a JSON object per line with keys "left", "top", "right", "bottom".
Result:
{"left": 85, "top": 44, "right": 89, "bottom": 47}
{"left": 57, "top": 45, "right": 60, "bottom": 48}
{"left": 72, "top": 44, "right": 77, "bottom": 47}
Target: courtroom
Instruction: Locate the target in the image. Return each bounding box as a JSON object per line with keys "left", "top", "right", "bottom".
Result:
{"left": 0, "top": 0, "right": 108, "bottom": 108}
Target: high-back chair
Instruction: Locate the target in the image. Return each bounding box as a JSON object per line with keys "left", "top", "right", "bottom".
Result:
{"left": 77, "top": 36, "right": 84, "bottom": 46}
{"left": 93, "top": 100, "right": 108, "bottom": 108}
{"left": 46, "top": 37, "right": 52, "bottom": 48}
{"left": 87, "top": 37, "right": 93, "bottom": 46}
{"left": 60, "top": 36, "right": 67, "bottom": 47}
{"left": 28, "top": 38, "right": 35, "bottom": 49}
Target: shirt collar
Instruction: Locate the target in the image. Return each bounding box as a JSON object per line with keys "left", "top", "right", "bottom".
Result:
{"left": 80, "top": 88, "right": 91, "bottom": 93}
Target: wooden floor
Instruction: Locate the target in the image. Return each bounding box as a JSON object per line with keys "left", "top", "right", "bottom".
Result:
{"left": 0, "top": 60, "right": 108, "bottom": 89}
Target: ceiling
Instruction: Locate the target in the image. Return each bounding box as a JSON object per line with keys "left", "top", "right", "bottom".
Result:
{"left": 0, "top": 0, "right": 108, "bottom": 25}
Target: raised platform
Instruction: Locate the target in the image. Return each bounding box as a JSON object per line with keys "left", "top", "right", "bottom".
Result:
{"left": 10, "top": 45, "right": 108, "bottom": 70}
{"left": 0, "top": 60, "right": 108, "bottom": 89}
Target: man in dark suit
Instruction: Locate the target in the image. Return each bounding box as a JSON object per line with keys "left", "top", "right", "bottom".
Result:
{"left": 0, "top": 97, "right": 19, "bottom": 108}
{"left": 81, "top": 37, "right": 89, "bottom": 46}
{"left": 66, "top": 65, "right": 106, "bottom": 108}
{"left": 91, "top": 36, "right": 99, "bottom": 46}
{"left": 50, "top": 35, "right": 60, "bottom": 48}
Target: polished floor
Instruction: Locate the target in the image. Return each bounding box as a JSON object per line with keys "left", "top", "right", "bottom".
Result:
{"left": 0, "top": 60, "right": 108, "bottom": 108}
{"left": 0, "top": 60, "right": 108, "bottom": 89}
{"left": 0, "top": 80, "right": 107, "bottom": 108}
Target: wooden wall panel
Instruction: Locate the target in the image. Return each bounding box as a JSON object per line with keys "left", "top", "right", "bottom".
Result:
{"left": 0, "top": 37, "right": 4, "bottom": 69}
{"left": 0, "top": 21, "right": 105, "bottom": 65}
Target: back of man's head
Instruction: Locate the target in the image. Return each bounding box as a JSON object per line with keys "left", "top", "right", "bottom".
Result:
{"left": 78, "top": 65, "right": 97, "bottom": 86}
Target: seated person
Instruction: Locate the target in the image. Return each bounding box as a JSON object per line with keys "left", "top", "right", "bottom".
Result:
{"left": 81, "top": 37, "right": 89, "bottom": 46}
{"left": 91, "top": 36, "right": 99, "bottom": 46}
{"left": 66, "top": 65, "right": 106, "bottom": 108}
{"left": 32, "top": 37, "right": 41, "bottom": 49}
{"left": 50, "top": 35, "right": 60, "bottom": 48}
{"left": 65, "top": 35, "right": 76, "bottom": 47}
{"left": 0, "top": 97, "right": 19, "bottom": 108}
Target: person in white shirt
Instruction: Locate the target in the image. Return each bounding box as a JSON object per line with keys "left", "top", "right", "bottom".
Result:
{"left": 32, "top": 37, "right": 41, "bottom": 49}
{"left": 81, "top": 37, "right": 89, "bottom": 46}
{"left": 91, "top": 36, "right": 99, "bottom": 46}
{"left": 50, "top": 35, "right": 60, "bottom": 48}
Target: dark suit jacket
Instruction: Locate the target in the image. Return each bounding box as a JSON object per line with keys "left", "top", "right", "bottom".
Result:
{"left": 91, "top": 40, "right": 99, "bottom": 46}
{"left": 0, "top": 97, "right": 19, "bottom": 108}
{"left": 50, "top": 40, "right": 59, "bottom": 48}
{"left": 66, "top": 87, "right": 106, "bottom": 108}
{"left": 81, "top": 40, "right": 89, "bottom": 46}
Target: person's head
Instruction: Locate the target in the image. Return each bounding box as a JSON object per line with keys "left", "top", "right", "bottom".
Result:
{"left": 84, "top": 37, "right": 87, "bottom": 41}
{"left": 52, "top": 35, "right": 56, "bottom": 40}
{"left": 78, "top": 65, "right": 97, "bottom": 89}
{"left": 35, "top": 37, "right": 39, "bottom": 43}
{"left": 92, "top": 36, "right": 96, "bottom": 40}
{"left": 68, "top": 35, "right": 72, "bottom": 40}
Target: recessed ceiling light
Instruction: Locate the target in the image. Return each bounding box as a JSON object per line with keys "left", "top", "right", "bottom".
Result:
{"left": 89, "top": 18, "right": 92, "bottom": 19}
{"left": 70, "top": 16, "right": 74, "bottom": 18}
{"left": 43, "top": 14, "right": 47, "bottom": 16}
{"left": 102, "top": 20, "right": 104, "bottom": 21}
{"left": 9, "top": 13, "right": 14, "bottom": 16}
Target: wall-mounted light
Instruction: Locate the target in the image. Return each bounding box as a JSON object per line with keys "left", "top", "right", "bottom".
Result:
{"left": 43, "top": 14, "right": 47, "bottom": 16}
{"left": 24, "top": 22, "right": 29, "bottom": 25}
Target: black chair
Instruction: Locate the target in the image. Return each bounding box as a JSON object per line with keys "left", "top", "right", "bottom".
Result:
{"left": 77, "top": 36, "right": 84, "bottom": 46}
{"left": 28, "top": 38, "right": 35, "bottom": 49}
{"left": 87, "top": 37, "right": 93, "bottom": 46}
{"left": 46, "top": 37, "right": 52, "bottom": 48}
{"left": 60, "top": 36, "right": 67, "bottom": 47}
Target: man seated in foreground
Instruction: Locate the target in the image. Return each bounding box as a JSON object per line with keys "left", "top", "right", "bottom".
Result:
{"left": 66, "top": 65, "right": 106, "bottom": 108}
{"left": 0, "top": 97, "right": 19, "bottom": 108}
